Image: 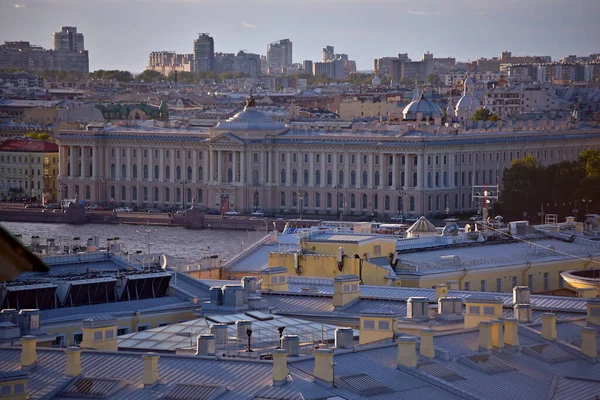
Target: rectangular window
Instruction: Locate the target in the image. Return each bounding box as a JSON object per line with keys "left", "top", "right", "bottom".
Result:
{"left": 316, "top": 154, "right": 321, "bottom": 163}
{"left": 483, "top": 306, "right": 495, "bottom": 315}
{"left": 158, "top": 322, "right": 170, "bottom": 327}
{"left": 199, "top": 151, "right": 203, "bottom": 160}
{"left": 154, "top": 150, "right": 159, "bottom": 158}
{"left": 105, "top": 330, "right": 114, "bottom": 339}
{"left": 14, "top": 384, "right": 24, "bottom": 394}
{"left": 117, "top": 327, "right": 130, "bottom": 336}
{"left": 187, "top": 151, "right": 191, "bottom": 159}
{"left": 93, "top": 331, "right": 103, "bottom": 340}
{"left": 543, "top": 272, "right": 549, "bottom": 290}
{"left": 496, "top": 278, "right": 502, "bottom": 293}
{"left": 137, "top": 324, "right": 150, "bottom": 332}
{"left": 483, "top": 153, "right": 486, "bottom": 163}
{"left": 1, "top": 386, "right": 10, "bottom": 396}
{"left": 475, "top": 154, "right": 479, "bottom": 163}
{"left": 469, "top": 305, "right": 480, "bottom": 314}
{"left": 480, "top": 280, "right": 486, "bottom": 292}
{"left": 363, "top": 320, "right": 375, "bottom": 329}
{"left": 351, "top": 284, "right": 358, "bottom": 291}
{"left": 428, "top": 156, "right": 431, "bottom": 166}
{"left": 304, "top": 153, "right": 308, "bottom": 163}
{"left": 375, "top": 155, "right": 379, "bottom": 165}
{"left": 378, "top": 321, "right": 390, "bottom": 330}
{"left": 111, "top": 149, "right": 115, "bottom": 157}
{"left": 468, "top": 154, "right": 472, "bottom": 163}
{"left": 527, "top": 274, "right": 533, "bottom": 290}
{"left": 292, "top": 153, "right": 297, "bottom": 163}
{"left": 351, "top": 154, "right": 356, "bottom": 164}
{"left": 278, "top": 276, "right": 286, "bottom": 283}
{"left": 340, "top": 154, "right": 344, "bottom": 164}
{"left": 122, "top": 149, "right": 126, "bottom": 157}
{"left": 132, "top": 149, "right": 137, "bottom": 158}
{"left": 144, "top": 150, "right": 148, "bottom": 158}
{"left": 390, "top": 155, "right": 394, "bottom": 165}
{"left": 343, "top": 284, "right": 350, "bottom": 292}
{"left": 253, "top": 153, "right": 258, "bottom": 163}
{"left": 327, "top": 154, "right": 332, "bottom": 163}
{"left": 166, "top": 150, "right": 170, "bottom": 159}
{"left": 73, "top": 332, "right": 83, "bottom": 343}
{"left": 512, "top": 276, "right": 518, "bottom": 288}
{"left": 271, "top": 276, "right": 278, "bottom": 284}
{"left": 373, "top": 245, "right": 381, "bottom": 256}
{"left": 464, "top": 282, "right": 470, "bottom": 291}
{"left": 363, "top": 155, "right": 367, "bottom": 164}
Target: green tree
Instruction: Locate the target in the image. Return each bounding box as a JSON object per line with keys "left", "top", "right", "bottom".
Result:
{"left": 502, "top": 155, "right": 545, "bottom": 217}
{"left": 578, "top": 149, "right": 600, "bottom": 178}
{"left": 25, "top": 132, "right": 51, "bottom": 141}
{"left": 471, "top": 108, "right": 491, "bottom": 121}
{"left": 424, "top": 74, "right": 442, "bottom": 86}
{"left": 137, "top": 69, "right": 164, "bottom": 82}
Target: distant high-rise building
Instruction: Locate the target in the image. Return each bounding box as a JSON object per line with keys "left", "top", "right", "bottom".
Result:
{"left": 214, "top": 52, "right": 235, "bottom": 74}
{"left": 302, "top": 60, "right": 313, "bottom": 75}
{"left": 147, "top": 51, "right": 194, "bottom": 76}
{"left": 193, "top": 33, "right": 215, "bottom": 72}
{"left": 234, "top": 51, "right": 261, "bottom": 78}
{"left": 52, "top": 26, "right": 85, "bottom": 52}
{"left": 322, "top": 45, "right": 334, "bottom": 62}
{"left": 267, "top": 39, "right": 292, "bottom": 74}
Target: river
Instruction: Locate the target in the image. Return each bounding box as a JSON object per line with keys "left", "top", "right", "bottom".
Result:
{"left": 0, "top": 222, "right": 251, "bottom": 261}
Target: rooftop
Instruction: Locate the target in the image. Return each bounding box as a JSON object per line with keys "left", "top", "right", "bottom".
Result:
{"left": 0, "top": 139, "right": 58, "bottom": 153}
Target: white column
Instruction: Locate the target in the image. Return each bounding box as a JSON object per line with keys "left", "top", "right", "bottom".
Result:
{"left": 148, "top": 147, "right": 153, "bottom": 182}
{"left": 69, "top": 145, "right": 75, "bottom": 177}
{"left": 240, "top": 151, "right": 246, "bottom": 184}
{"left": 92, "top": 146, "right": 98, "bottom": 179}
{"left": 368, "top": 153, "right": 373, "bottom": 189}
{"left": 115, "top": 146, "right": 121, "bottom": 180}
{"left": 404, "top": 153, "right": 410, "bottom": 190}
{"left": 126, "top": 147, "right": 131, "bottom": 181}
{"left": 417, "top": 154, "right": 424, "bottom": 189}
{"left": 356, "top": 152, "right": 362, "bottom": 189}
{"left": 203, "top": 150, "right": 209, "bottom": 184}
{"left": 233, "top": 151, "right": 239, "bottom": 184}
{"left": 332, "top": 152, "right": 338, "bottom": 187}
{"left": 286, "top": 151, "right": 291, "bottom": 187}
{"left": 217, "top": 150, "right": 223, "bottom": 184}
{"left": 391, "top": 153, "right": 397, "bottom": 190}
{"left": 192, "top": 150, "right": 197, "bottom": 183}
{"left": 320, "top": 152, "right": 326, "bottom": 188}
{"left": 270, "top": 151, "right": 275, "bottom": 184}
{"left": 159, "top": 149, "right": 164, "bottom": 182}
{"left": 344, "top": 153, "right": 349, "bottom": 189}
{"left": 80, "top": 146, "right": 86, "bottom": 178}
{"left": 308, "top": 152, "right": 314, "bottom": 188}
{"left": 438, "top": 153, "right": 443, "bottom": 188}
{"left": 259, "top": 151, "right": 266, "bottom": 185}
{"left": 170, "top": 150, "right": 175, "bottom": 183}
{"left": 208, "top": 150, "right": 214, "bottom": 183}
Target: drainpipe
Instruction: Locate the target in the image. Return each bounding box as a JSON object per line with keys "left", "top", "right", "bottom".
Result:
{"left": 522, "top": 261, "right": 532, "bottom": 287}
{"left": 458, "top": 267, "right": 468, "bottom": 290}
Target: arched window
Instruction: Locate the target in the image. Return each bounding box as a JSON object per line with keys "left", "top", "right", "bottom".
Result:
{"left": 187, "top": 166, "right": 192, "bottom": 181}
{"left": 374, "top": 171, "right": 380, "bottom": 186}
{"left": 428, "top": 195, "right": 432, "bottom": 211}
{"left": 338, "top": 193, "right": 344, "bottom": 210}
{"left": 435, "top": 171, "right": 439, "bottom": 187}
{"left": 292, "top": 169, "right": 297, "bottom": 185}
{"left": 132, "top": 165, "right": 138, "bottom": 179}
{"left": 413, "top": 171, "right": 417, "bottom": 187}
{"left": 436, "top": 195, "right": 440, "bottom": 210}
{"left": 89, "top": 163, "right": 93, "bottom": 177}
{"left": 388, "top": 171, "right": 393, "bottom": 186}
{"left": 443, "top": 171, "right": 448, "bottom": 187}
{"left": 198, "top": 167, "right": 203, "bottom": 182}
{"left": 400, "top": 171, "right": 405, "bottom": 187}
{"left": 373, "top": 194, "right": 379, "bottom": 209}
{"left": 444, "top": 194, "right": 449, "bottom": 210}
{"left": 143, "top": 165, "right": 148, "bottom": 180}
{"left": 315, "top": 192, "right": 321, "bottom": 208}
{"left": 143, "top": 186, "right": 148, "bottom": 202}
{"left": 165, "top": 165, "right": 170, "bottom": 180}
{"left": 227, "top": 168, "right": 233, "bottom": 183}
{"left": 326, "top": 193, "right": 332, "bottom": 208}
{"left": 409, "top": 196, "right": 415, "bottom": 211}
{"left": 350, "top": 170, "right": 356, "bottom": 186}
{"left": 153, "top": 187, "right": 159, "bottom": 202}
{"left": 110, "top": 164, "right": 116, "bottom": 179}
{"left": 279, "top": 191, "right": 286, "bottom": 207}
{"left": 121, "top": 186, "right": 126, "bottom": 201}
{"left": 110, "top": 185, "right": 115, "bottom": 200}
{"left": 85, "top": 185, "right": 90, "bottom": 200}
{"left": 362, "top": 194, "right": 367, "bottom": 209}
{"left": 121, "top": 164, "right": 126, "bottom": 179}
{"left": 154, "top": 165, "right": 159, "bottom": 180}
{"left": 176, "top": 188, "right": 181, "bottom": 203}
{"left": 362, "top": 171, "right": 368, "bottom": 187}
{"left": 164, "top": 187, "right": 170, "bottom": 203}
{"left": 384, "top": 195, "right": 390, "bottom": 210}
{"left": 67, "top": 163, "right": 71, "bottom": 177}
{"left": 461, "top": 193, "right": 466, "bottom": 208}
{"left": 350, "top": 193, "right": 356, "bottom": 209}
{"left": 292, "top": 192, "right": 298, "bottom": 207}
{"left": 427, "top": 172, "right": 432, "bottom": 188}
{"left": 176, "top": 166, "right": 181, "bottom": 180}
{"left": 197, "top": 188, "right": 203, "bottom": 204}
{"left": 315, "top": 170, "right": 321, "bottom": 185}
{"left": 326, "top": 170, "right": 332, "bottom": 186}
{"left": 78, "top": 163, "right": 82, "bottom": 177}
{"left": 132, "top": 186, "right": 137, "bottom": 201}
{"left": 338, "top": 170, "right": 344, "bottom": 186}
{"left": 303, "top": 169, "right": 309, "bottom": 185}
{"left": 253, "top": 191, "right": 259, "bottom": 207}
{"left": 74, "top": 184, "right": 79, "bottom": 197}
{"left": 280, "top": 169, "right": 286, "bottom": 184}
{"left": 252, "top": 169, "right": 259, "bottom": 185}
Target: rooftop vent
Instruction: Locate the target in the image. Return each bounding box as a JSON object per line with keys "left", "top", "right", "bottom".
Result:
{"left": 418, "top": 360, "right": 466, "bottom": 382}
{"left": 407, "top": 297, "right": 429, "bottom": 319}
{"left": 59, "top": 377, "right": 124, "bottom": 398}
{"left": 523, "top": 343, "right": 575, "bottom": 363}
{"left": 459, "top": 353, "right": 515, "bottom": 374}
{"left": 164, "top": 383, "right": 227, "bottom": 400}
{"left": 334, "top": 374, "right": 395, "bottom": 398}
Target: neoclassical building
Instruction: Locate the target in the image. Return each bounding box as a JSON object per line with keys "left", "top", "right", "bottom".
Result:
{"left": 56, "top": 97, "right": 600, "bottom": 217}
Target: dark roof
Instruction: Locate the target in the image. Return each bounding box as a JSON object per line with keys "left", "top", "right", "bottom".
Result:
{"left": 0, "top": 139, "right": 58, "bottom": 153}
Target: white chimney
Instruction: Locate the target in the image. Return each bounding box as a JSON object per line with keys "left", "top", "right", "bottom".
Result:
{"left": 196, "top": 334, "right": 216, "bottom": 357}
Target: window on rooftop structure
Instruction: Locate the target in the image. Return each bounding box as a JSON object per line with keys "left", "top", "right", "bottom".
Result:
{"left": 378, "top": 320, "right": 390, "bottom": 330}
{"left": 1, "top": 386, "right": 10, "bottom": 396}
{"left": 483, "top": 306, "right": 495, "bottom": 315}
{"left": 363, "top": 320, "right": 375, "bottom": 329}
{"left": 374, "top": 244, "right": 381, "bottom": 256}
{"left": 469, "top": 305, "right": 479, "bottom": 314}
{"left": 512, "top": 276, "right": 517, "bottom": 288}
{"left": 527, "top": 274, "right": 533, "bottom": 290}
{"left": 14, "top": 384, "right": 24, "bottom": 394}
{"left": 137, "top": 324, "right": 150, "bottom": 332}
{"left": 73, "top": 332, "right": 83, "bottom": 344}
{"left": 543, "top": 272, "right": 549, "bottom": 290}
{"left": 464, "top": 282, "right": 470, "bottom": 291}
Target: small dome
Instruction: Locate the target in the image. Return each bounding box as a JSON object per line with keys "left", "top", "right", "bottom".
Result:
{"left": 214, "top": 107, "right": 286, "bottom": 131}
{"left": 455, "top": 94, "right": 480, "bottom": 111}
{"left": 402, "top": 96, "right": 443, "bottom": 121}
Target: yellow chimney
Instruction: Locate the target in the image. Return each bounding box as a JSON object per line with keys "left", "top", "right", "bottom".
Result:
{"left": 478, "top": 321, "right": 493, "bottom": 351}
{"left": 464, "top": 297, "right": 504, "bottom": 329}
{"left": 333, "top": 275, "right": 361, "bottom": 310}
{"left": 20, "top": 335, "right": 37, "bottom": 369}
{"left": 491, "top": 320, "right": 504, "bottom": 349}
{"left": 397, "top": 336, "right": 418, "bottom": 368}
{"left": 435, "top": 284, "right": 448, "bottom": 301}
{"left": 65, "top": 347, "right": 82, "bottom": 377}
{"left": 358, "top": 312, "right": 395, "bottom": 345}
{"left": 419, "top": 329, "right": 435, "bottom": 359}
{"left": 313, "top": 349, "right": 334, "bottom": 387}
{"left": 581, "top": 327, "right": 597, "bottom": 359}
{"left": 587, "top": 300, "right": 600, "bottom": 326}
{"left": 541, "top": 313, "right": 557, "bottom": 341}
{"left": 504, "top": 318, "right": 519, "bottom": 347}
{"left": 271, "top": 349, "right": 289, "bottom": 386}
{"left": 260, "top": 267, "right": 288, "bottom": 292}
{"left": 142, "top": 353, "right": 160, "bottom": 387}
{"left": 81, "top": 315, "right": 118, "bottom": 351}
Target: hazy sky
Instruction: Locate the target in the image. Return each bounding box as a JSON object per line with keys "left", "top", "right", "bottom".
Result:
{"left": 1, "top": 0, "right": 598, "bottom": 73}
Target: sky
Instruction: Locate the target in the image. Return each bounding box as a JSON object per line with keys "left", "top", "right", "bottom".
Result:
{"left": 0, "top": 0, "right": 598, "bottom": 73}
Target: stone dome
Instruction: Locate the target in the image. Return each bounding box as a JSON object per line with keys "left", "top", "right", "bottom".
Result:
{"left": 455, "top": 94, "right": 480, "bottom": 112}
{"left": 214, "top": 93, "right": 287, "bottom": 132}
{"left": 402, "top": 95, "right": 444, "bottom": 121}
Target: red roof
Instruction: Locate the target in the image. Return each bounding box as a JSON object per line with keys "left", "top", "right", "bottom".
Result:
{"left": 0, "top": 139, "right": 58, "bottom": 153}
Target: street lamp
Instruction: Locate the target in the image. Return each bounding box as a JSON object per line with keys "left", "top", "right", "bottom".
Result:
{"left": 180, "top": 180, "right": 188, "bottom": 208}
{"left": 582, "top": 198, "right": 593, "bottom": 215}
{"left": 298, "top": 190, "right": 306, "bottom": 219}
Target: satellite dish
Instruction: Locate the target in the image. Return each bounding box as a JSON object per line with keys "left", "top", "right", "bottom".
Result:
{"left": 160, "top": 254, "right": 168, "bottom": 270}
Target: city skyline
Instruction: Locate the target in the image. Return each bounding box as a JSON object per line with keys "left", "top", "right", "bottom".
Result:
{"left": 0, "top": 0, "right": 599, "bottom": 73}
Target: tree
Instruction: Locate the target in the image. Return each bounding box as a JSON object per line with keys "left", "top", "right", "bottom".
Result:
{"left": 89, "top": 70, "right": 134, "bottom": 82}
{"left": 471, "top": 108, "right": 491, "bottom": 121}
{"left": 25, "top": 132, "right": 51, "bottom": 141}
{"left": 578, "top": 149, "right": 600, "bottom": 178}
{"left": 137, "top": 69, "right": 164, "bottom": 82}
{"left": 424, "top": 74, "right": 442, "bottom": 86}
{"left": 502, "top": 155, "right": 545, "bottom": 218}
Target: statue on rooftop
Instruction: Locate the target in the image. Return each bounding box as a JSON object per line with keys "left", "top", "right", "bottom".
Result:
{"left": 245, "top": 92, "right": 256, "bottom": 108}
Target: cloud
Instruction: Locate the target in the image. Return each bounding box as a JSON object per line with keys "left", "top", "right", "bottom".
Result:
{"left": 407, "top": 9, "right": 440, "bottom": 16}
{"left": 14, "top": 3, "right": 27, "bottom": 7}
{"left": 242, "top": 22, "right": 257, "bottom": 28}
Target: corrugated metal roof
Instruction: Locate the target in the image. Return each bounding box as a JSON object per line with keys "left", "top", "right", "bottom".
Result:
{"left": 547, "top": 376, "right": 600, "bottom": 400}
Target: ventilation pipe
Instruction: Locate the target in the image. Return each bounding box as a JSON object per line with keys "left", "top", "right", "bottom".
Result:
{"left": 336, "top": 247, "right": 344, "bottom": 271}
{"left": 491, "top": 320, "right": 504, "bottom": 349}
{"left": 581, "top": 327, "right": 597, "bottom": 359}
{"left": 504, "top": 318, "right": 519, "bottom": 348}
{"left": 513, "top": 304, "right": 532, "bottom": 323}
{"left": 65, "top": 347, "right": 82, "bottom": 377}
{"left": 419, "top": 329, "right": 435, "bottom": 359}
{"left": 142, "top": 353, "right": 160, "bottom": 387}
{"left": 271, "top": 349, "right": 289, "bottom": 386}
{"left": 20, "top": 335, "right": 37, "bottom": 369}
{"left": 313, "top": 349, "right": 334, "bottom": 387}
{"left": 334, "top": 327, "right": 354, "bottom": 349}
{"left": 478, "top": 321, "right": 493, "bottom": 351}
{"left": 541, "top": 313, "right": 557, "bottom": 341}
{"left": 196, "top": 334, "right": 216, "bottom": 357}
{"left": 396, "top": 336, "right": 418, "bottom": 368}
{"left": 280, "top": 335, "right": 300, "bottom": 357}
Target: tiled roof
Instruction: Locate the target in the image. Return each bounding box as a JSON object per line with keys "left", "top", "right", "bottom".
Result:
{"left": 0, "top": 139, "right": 58, "bottom": 153}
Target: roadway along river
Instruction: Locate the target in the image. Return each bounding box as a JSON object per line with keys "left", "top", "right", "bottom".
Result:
{"left": 1, "top": 222, "right": 249, "bottom": 261}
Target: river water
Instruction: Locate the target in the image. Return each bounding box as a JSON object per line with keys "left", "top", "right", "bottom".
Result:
{"left": 0, "top": 222, "right": 250, "bottom": 261}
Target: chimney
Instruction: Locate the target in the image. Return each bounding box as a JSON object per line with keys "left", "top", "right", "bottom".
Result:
{"left": 271, "top": 349, "right": 289, "bottom": 386}
{"left": 280, "top": 335, "right": 300, "bottom": 357}
{"left": 81, "top": 316, "right": 118, "bottom": 351}
{"left": 407, "top": 297, "right": 429, "bottom": 319}
{"left": 434, "top": 284, "right": 448, "bottom": 301}
{"left": 464, "top": 297, "right": 503, "bottom": 328}
{"left": 260, "top": 267, "right": 288, "bottom": 292}
{"left": 65, "top": 347, "right": 82, "bottom": 377}
{"left": 586, "top": 300, "right": 600, "bottom": 326}
{"left": 210, "top": 323, "right": 228, "bottom": 348}
{"left": 20, "top": 335, "right": 37, "bottom": 369}
{"left": 334, "top": 327, "right": 354, "bottom": 349}
{"left": 332, "top": 275, "right": 361, "bottom": 311}
{"left": 504, "top": 318, "right": 519, "bottom": 348}
{"left": 513, "top": 304, "right": 532, "bottom": 323}
{"left": 142, "top": 353, "right": 160, "bottom": 387}
{"left": 419, "top": 329, "right": 435, "bottom": 359}
{"left": 478, "top": 322, "right": 493, "bottom": 351}
{"left": 541, "top": 313, "right": 557, "bottom": 341}
{"left": 581, "top": 327, "right": 597, "bottom": 360}
{"left": 313, "top": 349, "right": 334, "bottom": 387}
{"left": 196, "top": 334, "right": 216, "bottom": 357}
{"left": 491, "top": 320, "right": 504, "bottom": 349}
{"left": 513, "top": 286, "right": 530, "bottom": 305}
{"left": 437, "top": 297, "right": 463, "bottom": 321}
{"left": 396, "top": 336, "right": 418, "bottom": 368}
